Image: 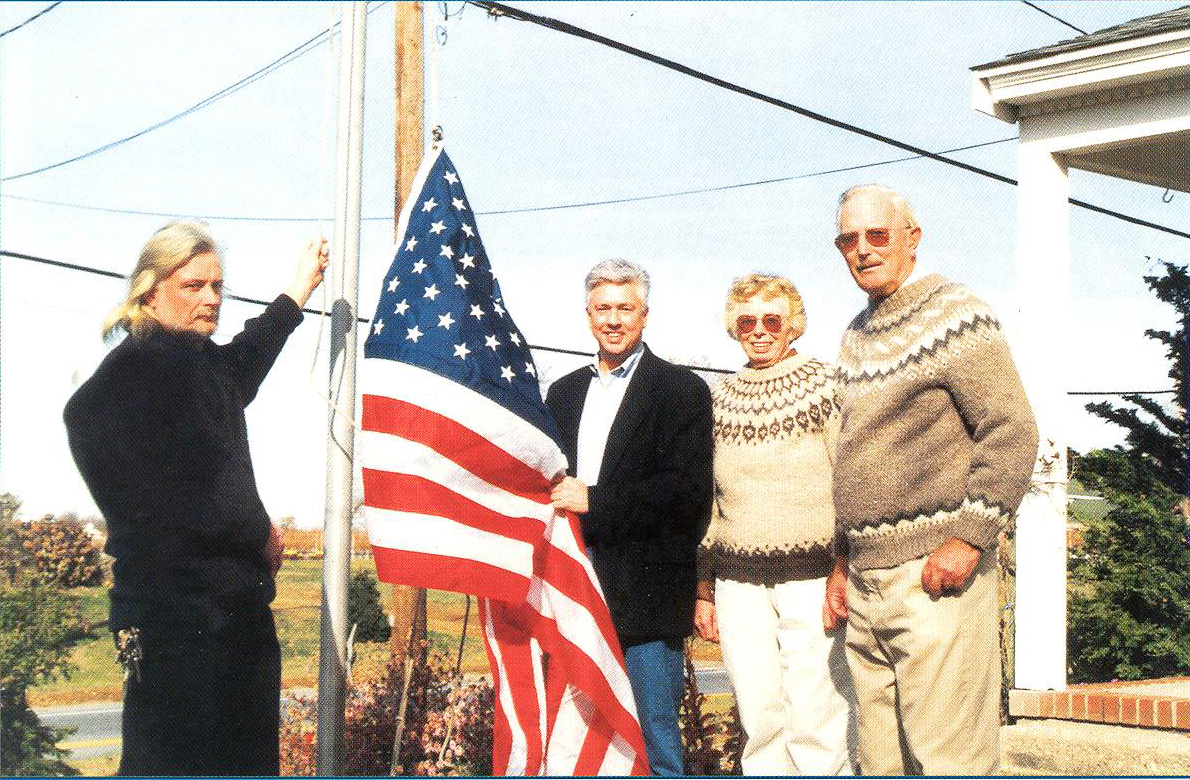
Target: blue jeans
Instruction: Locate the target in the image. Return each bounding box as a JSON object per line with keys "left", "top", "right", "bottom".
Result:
{"left": 622, "top": 636, "right": 685, "bottom": 776}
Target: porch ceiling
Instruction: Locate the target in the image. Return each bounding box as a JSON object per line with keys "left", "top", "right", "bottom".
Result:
{"left": 1065, "top": 128, "right": 1190, "bottom": 193}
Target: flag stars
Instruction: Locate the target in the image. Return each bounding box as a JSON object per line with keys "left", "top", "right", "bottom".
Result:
{"left": 386, "top": 276, "right": 400, "bottom": 293}
{"left": 452, "top": 197, "right": 467, "bottom": 211}
{"left": 372, "top": 320, "right": 384, "bottom": 335}
{"left": 424, "top": 283, "right": 440, "bottom": 301}
{"left": 509, "top": 332, "right": 521, "bottom": 346}
{"left": 453, "top": 343, "right": 471, "bottom": 360}
{"left": 524, "top": 362, "right": 536, "bottom": 377}
{"left": 443, "top": 171, "right": 459, "bottom": 185}
{"left": 459, "top": 253, "right": 476, "bottom": 269}
{"left": 461, "top": 224, "right": 475, "bottom": 238}
{"left": 440, "top": 244, "right": 454, "bottom": 260}
{"left": 500, "top": 366, "right": 516, "bottom": 383}
{"left": 405, "top": 236, "right": 418, "bottom": 252}
{"left": 493, "top": 301, "right": 506, "bottom": 317}
{"left": 437, "top": 312, "right": 455, "bottom": 330}
{"left": 469, "top": 304, "right": 485, "bottom": 320}
{"left": 406, "top": 325, "right": 423, "bottom": 343}
{"left": 412, "top": 259, "right": 427, "bottom": 274}
{"left": 393, "top": 298, "right": 410, "bottom": 316}
{"left": 421, "top": 197, "right": 437, "bottom": 212}
{"left": 484, "top": 334, "right": 500, "bottom": 351}
{"left": 429, "top": 220, "right": 447, "bottom": 235}
{"left": 454, "top": 274, "right": 469, "bottom": 290}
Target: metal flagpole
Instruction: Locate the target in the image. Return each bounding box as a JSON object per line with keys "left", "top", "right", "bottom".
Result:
{"left": 318, "top": 1, "right": 367, "bottom": 774}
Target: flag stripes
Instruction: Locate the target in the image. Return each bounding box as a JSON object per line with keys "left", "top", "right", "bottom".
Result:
{"left": 361, "top": 146, "right": 647, "bottom": 775}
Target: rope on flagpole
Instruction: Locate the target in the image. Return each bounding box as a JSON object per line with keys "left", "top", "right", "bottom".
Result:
{"left": 429, "top": 2, "right": 451, "bottom": 152}
{"left": 308, "top": 2, "right": 364, "bottom": 432}
{"left": 429, "top": 21, "right": 444, "bottom": 141}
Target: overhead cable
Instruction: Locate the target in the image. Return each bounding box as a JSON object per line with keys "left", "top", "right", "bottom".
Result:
{"left": 0, "top": 2, "right": 62, "bottom": 39}
{"left": 476, "top": 138, "right": 1018, "bottom": 215}
{"left": 0, "top": 249, "right": 723, "bottom": 371}
{"left": 0, "top": 2, "right": 389, "bottom": 183}
{"left": 0, "top": 193, "right": 391, "bottom": 223}
{"left": 1019, "top": 1, "right": 1088, "bottom": 35}
{"left": 0, "top": 137, "right": 1016, "bottom": 221}
{"left": 1067, "top": 390, "right": 1177, "bottom": 396}
{"left": 3, "top": 247, "right": 1177, "bottom": 390}
{"left": 469, "top": 1, "right": 1190, "bottom": 242}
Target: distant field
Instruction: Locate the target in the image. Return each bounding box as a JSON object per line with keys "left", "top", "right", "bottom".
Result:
{"left": 29, "top": 558, "right": 722, "bottom": 707}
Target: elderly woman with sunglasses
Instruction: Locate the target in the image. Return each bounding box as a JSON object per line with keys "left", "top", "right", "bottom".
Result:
{"left": 695, "top": 273, "right": 857, "bottom": 775}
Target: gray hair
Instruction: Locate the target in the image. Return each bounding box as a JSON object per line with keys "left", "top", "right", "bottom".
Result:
{"left": 584, "top": 258, "right": 650, "bottom": 306}
{"left": 836, "top": 184, "right": 920, "bottom": 230}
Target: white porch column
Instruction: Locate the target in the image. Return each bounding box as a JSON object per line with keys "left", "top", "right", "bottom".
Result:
{"left": 1012, "top": 141, "right": 1069, "bottom": 691}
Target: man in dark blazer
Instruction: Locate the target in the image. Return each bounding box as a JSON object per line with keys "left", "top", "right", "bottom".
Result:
{"left": 546, "top": 258, "right": 713, "bottom": 777}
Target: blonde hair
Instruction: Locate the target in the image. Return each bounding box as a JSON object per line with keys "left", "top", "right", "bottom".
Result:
{"left": 102, "top": 220, "right": 220, "bottom": 340}
{"left": 836, "top": 183, "right": 920, "bottom": 231}
{"left": 725, "top": 274, "right": 807, "bottom": 340}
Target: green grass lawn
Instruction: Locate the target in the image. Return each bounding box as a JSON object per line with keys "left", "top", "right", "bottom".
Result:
{"left": 28, "top": 556, "right": 725, "bottom": 775}
{"left": 30, "top": 557, "right": 725, "bottom": 706}
{"left": 29, "top": 558, "right": 598, "bottom": 706}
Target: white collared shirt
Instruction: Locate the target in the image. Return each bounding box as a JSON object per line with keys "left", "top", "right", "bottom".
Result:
{"left": 575, "top": 342, "right": 645, "bottom": 487}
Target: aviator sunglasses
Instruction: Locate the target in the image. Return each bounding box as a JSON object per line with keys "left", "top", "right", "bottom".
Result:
{"left": 736, "top": 314, "right": 784, "bottom": 335}
{"left": 834, "top": 226, "right": 912, "bottom": 252}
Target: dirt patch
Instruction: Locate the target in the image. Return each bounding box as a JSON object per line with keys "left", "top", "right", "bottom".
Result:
{"left": 29, "top": 685, "right": 124, "bottom": 709}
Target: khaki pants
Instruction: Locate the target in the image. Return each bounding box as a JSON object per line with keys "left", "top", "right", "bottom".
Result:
{"left": 717, "top": 577, "right": 858, "bottom": 775}
{"left": 844, "top": 550, "right": 999, "bottom": 775}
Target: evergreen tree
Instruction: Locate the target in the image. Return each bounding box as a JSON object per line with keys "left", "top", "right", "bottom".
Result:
{"left": 1068, "top": 479, "right": 1190, "bottom": 682}
{"left": 1083, "top": 261, "right": 1188, "bottom": 496}
{"left": 348, "top": 569, "right": 392, "bottom": 644}
{"left": 1069, "top": 260, "right": 1190, "bottom": 682}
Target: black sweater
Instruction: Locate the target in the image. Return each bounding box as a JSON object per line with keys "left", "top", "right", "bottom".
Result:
{"left": 64, "top": 296, "right": 302, "bottom": 635}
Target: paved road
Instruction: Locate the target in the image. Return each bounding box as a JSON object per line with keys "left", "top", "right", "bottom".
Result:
{"left": 36, "top": 667, "right": 733, "bottom": 761}
{"left": 36, "top": 702, "right": 123, "bottom": 760}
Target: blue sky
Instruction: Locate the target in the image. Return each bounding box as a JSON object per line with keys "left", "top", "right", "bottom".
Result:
{"left": 2, "top": 1, "right": 1186, "bottom": 525}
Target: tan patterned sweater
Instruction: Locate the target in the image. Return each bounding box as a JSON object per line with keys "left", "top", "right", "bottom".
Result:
{"left": 698, "top": 352, "right": 841, "bottom": 586}
{"left": 833, "top": 274, "right": 1039, "bottom": 570}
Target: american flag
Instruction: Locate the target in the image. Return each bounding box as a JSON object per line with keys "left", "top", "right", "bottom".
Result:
{"left": 360, "top": 146, "right": 648, "bottom": 776}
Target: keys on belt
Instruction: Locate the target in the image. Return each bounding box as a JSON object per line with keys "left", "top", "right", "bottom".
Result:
{"left": 115, "top": 627, "right": 143, "bottom": 684}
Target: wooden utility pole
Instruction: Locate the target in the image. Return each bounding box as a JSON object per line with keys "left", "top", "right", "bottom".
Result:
{"left": 389, "top": 0, "right": 428, "bottom": 671}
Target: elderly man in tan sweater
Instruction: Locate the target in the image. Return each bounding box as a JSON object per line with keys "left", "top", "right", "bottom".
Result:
{"left": 822, "top": 184, "right": 1038, "bottom": 775}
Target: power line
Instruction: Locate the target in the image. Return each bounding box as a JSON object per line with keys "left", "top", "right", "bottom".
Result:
{"left": 1019, "top": 1, "right": 1088, "bottom": 35}
{"left": 0, "top": 249, "right": 668, "bottom": 369}
{"left": 0, "top": 2, "right": 61, "bottom": 39}
{"left": 6, "top": 5, "right": 1184, "bottom": 243}
{"left": 470, "top": 2, "right": 1017, "bottom": 184}
{"left": 476, "top": 138, "right": 1019, "bottom": 215}
{"left": 0, "top": 2, "right": 389, "bottom": 183}
{"left": 0, "top": 137, "right": 1017, "bottom": 221}
{"left": 0, "top": 193, "right": 390, "bottom": 223}
{"left": 469, "top": 1, "right": 1190, "bottom": 242}
{"left": 1068, "top": 390, "right": 1177, "bottom": 396}
{"left": 0, "top": 250, "right": 328, "bottom": 315}
{"left": 2, "top": 248, "right": 1176, "bottom": 390}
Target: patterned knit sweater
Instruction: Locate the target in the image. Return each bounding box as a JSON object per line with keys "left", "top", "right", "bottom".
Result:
{"left": 833, "top": 273, "right": 1039, "bottom": 570}
{"left": 698, "top": 352, "right": 841, "bottom": 586}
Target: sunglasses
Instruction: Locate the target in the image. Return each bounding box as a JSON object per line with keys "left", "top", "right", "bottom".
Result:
{"left": 834, "top": 226, "right": 910, "bottom": 252}
{"left": 736, "top": 314, "right": 784, "bottom": 335}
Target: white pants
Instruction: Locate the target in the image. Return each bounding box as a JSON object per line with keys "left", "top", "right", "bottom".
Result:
{"left": 716, "top": 577, "right": 857, "bottom": 776}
